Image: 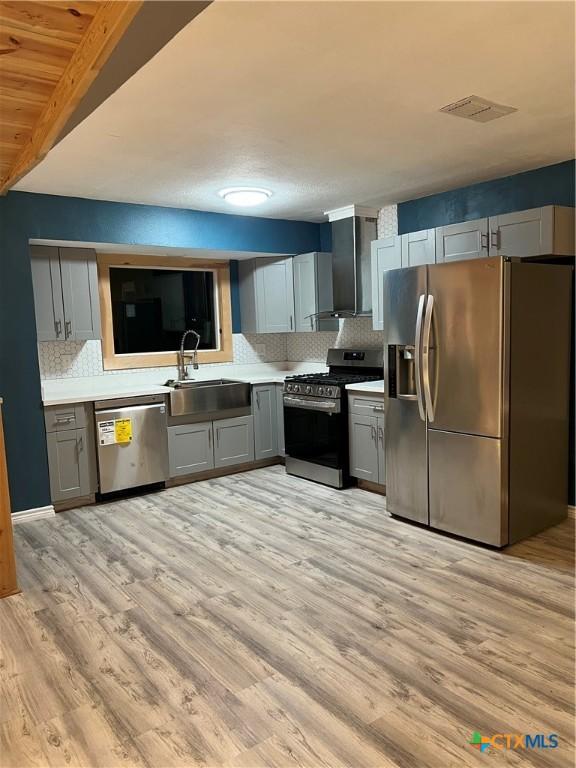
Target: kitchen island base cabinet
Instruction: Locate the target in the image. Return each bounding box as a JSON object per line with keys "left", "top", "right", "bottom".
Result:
{"left": 168, "top": 416, "right": 255, "bottom": 477}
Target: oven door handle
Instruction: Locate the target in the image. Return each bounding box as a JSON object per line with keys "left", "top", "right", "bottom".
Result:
{"left": 283, "top": 395, "right": 340, "bottom": 413}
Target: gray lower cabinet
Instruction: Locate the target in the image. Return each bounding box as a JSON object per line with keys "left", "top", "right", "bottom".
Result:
{"left": 213, "top": 416, "right": 254, "bottom": 468}
{"left": 45, "top": 403, "right": 96, "bottom": 503}
{"left": 349, "top": 414, "right": 379, "bottom": 482}
{"left": 371, "top": 236, "right": 402, "bottom": 330}
{"left": 488, "top": 206, "right": 575, "bottom": 258}
{"left": 168, "top": 422, "right": 214, "bottom": 476}
{"left": 275, "top": 383, "right": 285, "bottom": 457}
{"left": 376, "top": 415, "right": 385, "bottom": 485}
{"left": 253, "top": 384, "right": 278, "bottom": 460}
{"left": 31, "top": 245, "right": 100, "bottom": 341}
{"left": 46, "top": 428, "right": 92, "bottom": 502}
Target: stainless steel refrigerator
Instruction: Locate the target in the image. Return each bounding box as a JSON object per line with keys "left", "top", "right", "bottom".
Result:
{"left": 383, "top": 256, "right": 572, "bottom": 546}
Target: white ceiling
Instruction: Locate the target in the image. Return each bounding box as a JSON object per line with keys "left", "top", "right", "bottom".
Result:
{"left": 14, "top": 0, "right": 575, "bottom": 222}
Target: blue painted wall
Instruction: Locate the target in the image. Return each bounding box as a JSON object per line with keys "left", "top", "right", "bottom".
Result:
{"left": 398, "top": 160, "right": 575, "bottom": 234}
{"left": 0, "top": 192, "right": 322, "bottom": 512}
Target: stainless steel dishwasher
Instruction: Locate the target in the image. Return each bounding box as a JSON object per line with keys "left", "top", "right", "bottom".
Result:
{"left": 94, "top": 395, "right": 168, "bottom": 494}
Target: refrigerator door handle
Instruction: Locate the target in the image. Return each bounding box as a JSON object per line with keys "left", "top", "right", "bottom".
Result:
{"left": 414, "top": 294, "right": 426, "bottom": 421}
{"left": 422, "top": 294, "right": 435, "bottom": 422}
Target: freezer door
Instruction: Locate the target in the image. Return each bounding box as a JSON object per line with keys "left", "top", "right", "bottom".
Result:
{"left": 383, "top": 266, "right": 429, "bottom": 524}
{"left": 385, "top": 401, "right": 428, "bottom": 523}
{"left": 428, "top": 430, "right": 507, "bottom": 546}
{"left": 425, "top": 257, "right": 504, "bottom": 438}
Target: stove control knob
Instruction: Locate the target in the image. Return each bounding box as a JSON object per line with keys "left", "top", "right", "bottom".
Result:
{"left": 286, "top": 384, "right": 292, "bottom": 392}
{"left": 305, "top": 385, "right": 312, "bottom": 394}
{"left": 293, "top": 384, "right": 300, "bottom": 394}
{"left": 326, "top": 387, "right": 334, "bottom": 397}
{"left": 317, "top": 386, "right": 324, "bottom": 396}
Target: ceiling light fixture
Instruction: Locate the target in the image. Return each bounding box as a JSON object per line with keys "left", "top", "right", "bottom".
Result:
{"left": 218, "top": 187, "right": 272, "bottom": 207}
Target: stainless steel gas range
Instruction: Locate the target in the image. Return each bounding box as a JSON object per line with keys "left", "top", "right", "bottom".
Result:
{"left": 283, "top": 348, "right": 383, "bottom": 488}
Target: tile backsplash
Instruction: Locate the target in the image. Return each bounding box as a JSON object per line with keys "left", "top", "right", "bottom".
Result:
{"left": 38, "top": 319, "right": 382, "bottom": 379}
{"left": 38, "top": 334, "right": 288, "bottom": 380}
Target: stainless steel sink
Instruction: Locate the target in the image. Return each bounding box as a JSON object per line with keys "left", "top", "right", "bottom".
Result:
{"left": 167, "top": 379, "right": 251, "bottom": 421}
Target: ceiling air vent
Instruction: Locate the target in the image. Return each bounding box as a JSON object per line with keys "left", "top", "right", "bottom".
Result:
{"left": 440, "top": 95, "right": 517, "bottom": 123}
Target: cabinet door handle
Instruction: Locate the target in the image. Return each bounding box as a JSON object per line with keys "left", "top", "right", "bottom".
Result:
{"left": 289, "top": 315, "right": 293, "bottom": 331}
{"left": 64, "top": 320, "right": 72, "bottom": 339}
{"left": 480, "top": 232, "right": 488, "bottom": 251}
{"left": 208, "top": 429, "right": 212, "bottom": 448}
{"left": 256, "top": 391, "right": 260, "bottom": 409}
{"left": 54, "top": 320, "right": 62, "bottom": 337}
{"left": 378, "top": 426, "right": 384, "bottom": 444}
{"left": 371, "top": 425, "right": 376, "bottom": 441}
{"left": 372, "top": 405, "right": 384, "bottom": 412}
{"left": 216, "top": 428, "right": 220, "bottom": 446}
{"left": 491, "top": 230, "right": 499, "bottom": 250}
{"left": 55, "top": 416, "right": 74, "bottom": 424}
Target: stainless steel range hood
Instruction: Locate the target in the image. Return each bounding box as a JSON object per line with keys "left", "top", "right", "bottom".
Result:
{"left": 320, "top": 206, "right": 378, "bottom": 318}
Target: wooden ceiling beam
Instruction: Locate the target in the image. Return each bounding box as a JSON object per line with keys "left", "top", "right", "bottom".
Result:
{"left": 0, "top": 0, "right": 142, "bottom": 194}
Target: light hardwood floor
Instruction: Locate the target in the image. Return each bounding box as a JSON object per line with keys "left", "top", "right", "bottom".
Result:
{"left": 1, "top": 466, "right": 574, "bottom": 768}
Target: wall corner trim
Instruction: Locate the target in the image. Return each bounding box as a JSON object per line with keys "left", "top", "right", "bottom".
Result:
{"left": 12, "top": 505, "right": 55, "bottom": 524}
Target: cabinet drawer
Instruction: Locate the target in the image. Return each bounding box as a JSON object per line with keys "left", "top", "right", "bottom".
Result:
{"left": 45, "top": 403, "right": 89, "bottom": 432}
{"left": 348, "top": 394, "right": 384, "bottom": 416}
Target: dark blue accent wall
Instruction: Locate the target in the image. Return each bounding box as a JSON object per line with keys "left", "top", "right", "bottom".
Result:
{"left": 0, "top": 192, "right": 322, "bottom": 512}
{"left": 398, "top": 160, "right": 575, "bottom": 234}
{"left": 319, "top": 221, "right": 332, "bottom": 252}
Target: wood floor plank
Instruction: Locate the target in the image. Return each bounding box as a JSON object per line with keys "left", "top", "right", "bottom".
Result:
{"left": 1, "top": 466, "right": 573, "bottom": 767}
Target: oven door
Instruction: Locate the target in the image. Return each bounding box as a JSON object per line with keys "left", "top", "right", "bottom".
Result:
{"left": 283, "top": 395, "right": 348, "bottom": 472}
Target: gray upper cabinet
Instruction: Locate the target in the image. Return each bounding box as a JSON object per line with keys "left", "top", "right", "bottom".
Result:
{"left": 253, "top": 384, "right": 278, "bottom": 460}
{"left": 213, "top": 416, "right": 254, "bottom": 468}
{"left": 31, "top": 246, "right": 65, "bottom": 341}
{"left": 488, "top": 206, "right": 575, "bottom": 258}
{"left": 371, "top": 236, "right": 402, "bottom": 331}
{"left": 292, "top": 252, "right": 338, "bottom": 332}
{"left": 435, "top": 218, "right": 489, "bottom": 262}
{"left": 167, "top": 422, "right": 214, "bottom": 477}
{"left": 401, "top": 229, "right": 436, "bottom": 267}
{"left": 239, "top": 257, "right": 295, "bottom": 333}
{"left": 59, "top": 248, "right": 101, "bottom": 340}
{"left": 349, "top": 394, "right": 385, "bottom": 485}
{"left": 31, "top": 245, "right": 100, "bottom": 342}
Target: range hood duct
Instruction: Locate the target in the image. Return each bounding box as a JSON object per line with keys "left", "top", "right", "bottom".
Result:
{"left": 321, "top": 209, "right": 378, "bottom": 318}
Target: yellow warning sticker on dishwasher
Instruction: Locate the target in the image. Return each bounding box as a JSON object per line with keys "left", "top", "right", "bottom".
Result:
{"left": 114, "top": 418, "right": 132, "bottom": 443}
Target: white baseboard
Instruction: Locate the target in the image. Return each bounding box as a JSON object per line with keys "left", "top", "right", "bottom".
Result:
{"left": 12, "top": 505, "right": 55, "bottom": 524}
{"left": 568, "top": 505, "right": 576, "bottom": 520}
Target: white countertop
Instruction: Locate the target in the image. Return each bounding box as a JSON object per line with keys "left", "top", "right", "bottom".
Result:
{"left": 41, "top": 362, "right": 327, "bottom": 406}
{"left": 345, "top": 380, "right": 385, "bottom": 395}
